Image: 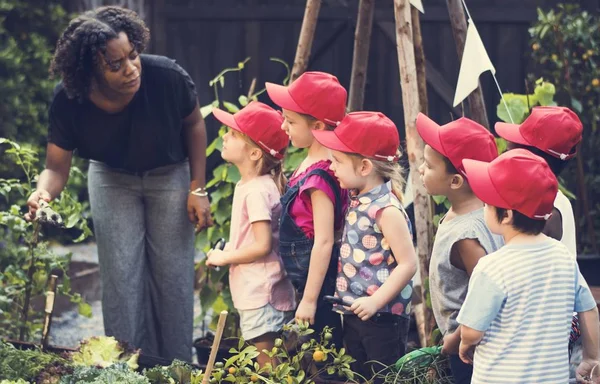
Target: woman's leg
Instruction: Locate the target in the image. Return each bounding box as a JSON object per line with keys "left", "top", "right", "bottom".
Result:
{"left": 143, "top": 161, "right": 195, "bottom": 361}
{"left": 88, "top": 162, "right": 149, "bottom": 351}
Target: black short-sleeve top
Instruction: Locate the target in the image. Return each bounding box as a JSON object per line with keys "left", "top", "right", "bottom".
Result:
{"left": 48, "top": 54, "right": 198, "bottom": 172}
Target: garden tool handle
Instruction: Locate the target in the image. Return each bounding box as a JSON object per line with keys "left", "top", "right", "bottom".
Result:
{"left": 208, "top": 238, "right": 226, "bottom": 272}
{"left": 323, "top": 295, "right": 347, "bottom": 306}
{"left": 202, "top": 310, "right": 228, "bottom": 384}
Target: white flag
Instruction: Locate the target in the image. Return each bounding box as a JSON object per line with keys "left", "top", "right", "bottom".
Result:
{"left": 453, "top": 19, "right": 495, "bottom": 107}
{"left": 410, "top": 0, "right": 424, "bottom": 13}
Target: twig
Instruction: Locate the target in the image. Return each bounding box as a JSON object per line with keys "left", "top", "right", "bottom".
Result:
{"left": 202, "top": 310, "right": 228, "bottom": 384}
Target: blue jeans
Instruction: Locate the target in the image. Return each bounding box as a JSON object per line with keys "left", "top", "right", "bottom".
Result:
{"left": 88, "top": 160, "right": 195, "bottom": 361}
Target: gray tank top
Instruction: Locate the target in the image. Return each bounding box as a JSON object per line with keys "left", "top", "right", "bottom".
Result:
{"left": 429, "top": 208, "right": 504, "bottom": 334}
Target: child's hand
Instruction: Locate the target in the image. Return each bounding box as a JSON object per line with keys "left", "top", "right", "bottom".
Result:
{"left": 458, "top": 341, "right": 475, "bottom": 365}
{"left": 295, "top": 299, "right": 317, "bottom": 325}
{"left": 441, "top": 330, "right": 461, "bottom": 355}
{"left": 349, "top": 297, "right": 380, "bottom": 321}
{"left": 206, "top": 249, "right": 229, "bottom": 267}
{"left": 576, "top": 358, "right": 600, "bottom": 384}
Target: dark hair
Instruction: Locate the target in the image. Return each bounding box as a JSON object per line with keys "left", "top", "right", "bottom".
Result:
{"left": 495, "top": 207, "right": 546, "bottom": 235}
{"left": 442, "top": 156, "right": 459, "bottom": 175}
{"left": 510, "top": 143, "right": 570, "bottom": 176}
{"left": 298, "top": 112, "right": 336, "bottom": 131}
{"left": 50, "top": 6, "right": 150, "bottom": 101}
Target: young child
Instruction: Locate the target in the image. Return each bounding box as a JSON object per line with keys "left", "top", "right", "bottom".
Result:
{"left": 206, "top": 101, "right": 295, "bottom": 366}
{"left": 313, "top": 111, "right": 417, "bottom": 382}
{"left": 457, "top": 149, "right": 600, "bottom": 384}
{"left": 266, "top": 72, "right": 348, "bottom": 347}
{"left": 495, "top": 106, "right": 583, "bottom": 257}
{"left": 496, "top": 106, "right": 584, "bottom": 358}
{"left": 416, "top": 114, "right": 504, "bottom": 384}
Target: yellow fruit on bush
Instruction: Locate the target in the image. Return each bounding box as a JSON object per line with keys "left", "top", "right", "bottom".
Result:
{"left": 313, "top": 350, "right": 326, "bottom": 362}
{"left": 583, "top": 54, "right": 589, "bottom": 60}
{"left": 552, "top": 54, "right": 558, "bottom": 61}
{"left": 593, "top": 78, "right": 600, "bottom": 87}
{"left": 588, "top": 49, "right": 594, "bottom": 56}
{"left": 228, "top": 367, "right": 236, "bottom": 375}
{"left": 532, "top": 43, "right": 540, "bottom": 51}
{"left": 250, "top": 374, "right": 259, "bottom": 382}
{"left": 286, "top": 375, "right": 293, "bottom": 384}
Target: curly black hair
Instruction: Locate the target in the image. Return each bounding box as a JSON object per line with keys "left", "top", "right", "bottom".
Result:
{"left": 50, "top": 6, "right": 150, "bottom": 101}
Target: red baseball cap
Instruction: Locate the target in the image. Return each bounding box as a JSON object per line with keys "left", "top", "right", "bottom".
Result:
{"left": 212, "top": 101, "right": 288, "bottom": 159}
{"left": 266, "top": 71, "right": 347, "bottom": 123}
{"left": 416, "top": 113, "right": 498, "bottom": 176}
{"left": 312, "top": 111, "right": 400, "bottom": 162}
{"left": 462, "top": 148, "right": 558, "bottom": 220}
{"left": 495, "top": 106, "right": 583, "bottom": 160}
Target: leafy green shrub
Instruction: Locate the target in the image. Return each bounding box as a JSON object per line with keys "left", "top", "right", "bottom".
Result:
{"left": 529, "top": 4, "right": 600, "bottom": 253}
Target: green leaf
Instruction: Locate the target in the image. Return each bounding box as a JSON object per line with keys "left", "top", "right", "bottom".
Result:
{"left": 495, "top": 137, "right": 508, "bottom": 155}
{"left": 65, "top": 213, "right": 79, "bottom": 229}
{"left": 200, "top": 103, "right": 214, "bottom": 118}
{"left": 238, "top": 95, "right": 249, "bottom": 107}
{"left": 222, "top": 101, "right": 239, "bottom": 114}
{"left": 497, "top": 94, "right": 532, "bottom": 124}
{"left": 78, "top": 301, "right": 92, "bottom": 318}
{"left": 571, "top": 97, "right": 583, "bottom": 113}
{"left": 219, "top": 76, "right": 225, "bottom": 88}
{"left": 534, "top": 81, "right": 556, "bottom": 106}
{"left": 431, "top": 195, "right": 447, "bottom": 206}
{"left": 226, "top": 166, "right": 241, "bottom": 183}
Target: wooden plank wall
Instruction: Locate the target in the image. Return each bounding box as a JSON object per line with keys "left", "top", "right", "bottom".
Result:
{"left": 146, "top": 0, "right": 597, "bottom": 164}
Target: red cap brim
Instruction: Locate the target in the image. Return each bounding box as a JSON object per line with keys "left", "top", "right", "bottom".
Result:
{"left": 416, "top": 113, "right": 446, "bottom": 157}
{"left": 212, "top": 107, "right": 243, "bottom": 133}
{"left": 313, "top": 130, "right": 354, "bottom": 153}
{"left": 495, "top": 122, "right": 530, "bottom": 146}
{"left": 265, "top": 83, "right": 305, "bottom": 114}
{"left": 462, "top": 158, "right": 510, "bottom": 209}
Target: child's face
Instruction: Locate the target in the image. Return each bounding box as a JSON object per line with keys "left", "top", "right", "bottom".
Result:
{"left": 221, "top": 128, "right": 250, "bottom": 164}
{"left": 329, "top": 150, "right": 363, "bottom": 190}
{"left": 281, "top": 109, "right": 316, "bottom": 148}
{"left": 418, "top": 145, "right": 454, "bottom": 196}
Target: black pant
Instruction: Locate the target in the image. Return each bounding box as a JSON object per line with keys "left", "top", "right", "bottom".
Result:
{"left": 343, "top": 313, "right": 410, "bottom": 384}
{"left": 449, "top": 354, "right": 473, "bottom": 384}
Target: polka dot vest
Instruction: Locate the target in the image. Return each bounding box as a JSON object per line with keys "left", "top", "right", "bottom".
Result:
{"left": 334, "top": 181, "right": 414, "bottom": 318}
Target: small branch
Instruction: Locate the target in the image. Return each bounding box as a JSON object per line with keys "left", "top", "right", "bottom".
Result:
{"left": 19, "top": 221, "right": 41, "bottom": 341}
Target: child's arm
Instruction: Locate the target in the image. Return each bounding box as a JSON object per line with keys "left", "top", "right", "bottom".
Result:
{"left": 576, "top": 307, "right": 600, "bottom": 383}
{"left": 295, "top": 189, "right": 335, "bottom": 325}
{"left": 459, "top": 326, "right": 484, "bottom": 364}
{"left": 206, "top": 220, "right": 272, "bottom": 266}
{"left": 349, "top": 206, "right": 417, "bottom": 321}
{"left": 441, "top": 326, "right": 462, "bottom": 355}
{"left": 450, "top": 239, "right": 487, "bottom": 276}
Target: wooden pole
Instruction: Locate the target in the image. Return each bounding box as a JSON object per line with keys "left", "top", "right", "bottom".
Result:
{"left": 41, "top": 275, "right": 58, "bottom": 351}
{"left": 393, "top": 0, "right": 435, "bottom": 346}
{"left": 202, "top": 310, "right": 228, "bottom": 384}
{"left": 446, "top": 0, "right": 490, "bottom": 128}
{"left": 348, "top": 0, "right": 375, "bottom": 111}
{"left": 410, "top": 5, "right": 435, "bottom": 348}
{"left": 291, "top": 0, "right": 322, "bottom": 83}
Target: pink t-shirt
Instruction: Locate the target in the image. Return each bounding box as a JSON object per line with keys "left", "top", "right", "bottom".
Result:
{"left": 227, "top": 175, "right": 296, "bottom": 311}
{"left": 288, "top": 160, "right": 348, "bottom": 239}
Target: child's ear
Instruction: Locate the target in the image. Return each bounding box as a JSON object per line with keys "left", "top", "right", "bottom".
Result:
{"left": 249, "top": 147, "right": 263, "bottom": 161}
{"left": 359, "top": 158, "right": 374, "bottom": 177}
{"left": 450, "top": 174, "right": 465, "bottom": 190}
{"left": 502, "top": 209, "right": 514, "bottom": 226}
{"left": 312, "top": 120, "right": 327, "bottom": 131}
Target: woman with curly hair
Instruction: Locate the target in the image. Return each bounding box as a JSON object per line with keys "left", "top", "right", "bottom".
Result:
{"left": 25, "top": 6, "right": 210, "bottom": 361}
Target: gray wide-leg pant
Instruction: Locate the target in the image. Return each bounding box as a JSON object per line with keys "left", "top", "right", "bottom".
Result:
{"left": 88, "top": 160, "right": 195, "bottom": 361}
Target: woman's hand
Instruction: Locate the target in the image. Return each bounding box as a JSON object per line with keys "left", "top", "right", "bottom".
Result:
{"left": 25, "top": 189, "right": 52, "bottom": 221}
{"left": 187, "top": 194, "right": 213, "bottom": 232}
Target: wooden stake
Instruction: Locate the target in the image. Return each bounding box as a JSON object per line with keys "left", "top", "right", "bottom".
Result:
{"left": 393, "top": 0, "right": 435, "bottom": 346}
{"left": 41, "top": 275, "right": 58, "bottom": 351}
{"left": 410, "top": 5, "right": 435, "bottom": 348}
{"left": 446, "top": 0, "right": 490, "bottom": 129}
{"left": 291, "top": 0, "right": 322, "bottom": 82}
{"left": 348, "top": 0, "right": 375, "bottom": 111}
{"left": 202, "top": 310, "right": 228, "bottom": 384}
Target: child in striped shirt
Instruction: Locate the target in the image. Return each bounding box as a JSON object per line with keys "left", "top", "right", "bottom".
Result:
{"left": 456, "top": 149, "right": 599, "bottom": 384}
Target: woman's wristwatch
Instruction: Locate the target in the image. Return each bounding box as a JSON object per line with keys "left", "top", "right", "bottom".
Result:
{"left": 190, "top": 187, "right": 208, "bottom": 197}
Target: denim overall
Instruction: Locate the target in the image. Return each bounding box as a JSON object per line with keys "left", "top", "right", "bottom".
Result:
{"left": 279, "top": 168, "right": 344, "bottom": 347}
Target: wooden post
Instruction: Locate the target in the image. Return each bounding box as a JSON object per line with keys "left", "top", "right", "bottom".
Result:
{"left": 410, "top": 5, "right": 435, "bottom": 348}
{"left": 291, "top": 0, "right": 322, "bottom": 82}
{"left": 348, "top": 0, "right": 375, "bottom": 111}
{"left": 393, "top": 0, "right": 435, "bottom": 346}
{"left": 446, "top": 0, "right": 490, "bottom": 128}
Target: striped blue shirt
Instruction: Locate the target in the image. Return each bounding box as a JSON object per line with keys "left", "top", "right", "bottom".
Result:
{"left": 457, "top": 237, "right": 597, "bottom": 384}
